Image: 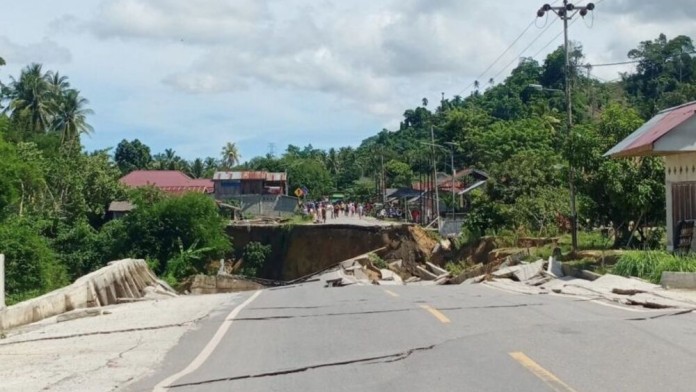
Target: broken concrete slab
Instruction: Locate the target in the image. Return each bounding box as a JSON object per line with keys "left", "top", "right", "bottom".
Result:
{"left": 56, "top": 308, "right": 109, "bottom": 323}
{"left": 592, "top": 274, "right": 660, "bottom": 295}
{"left": 624, "top": 293, "right": 694, "bottom": 309}
{"left": 463, "top": 275, "right": 486, "bottom": 284}
{"left": 513, "top": 260, "right": 545, "bottom": 282}
{"left": 0, "top": 259, "right": 168, "bottom": 331}
{"left": 485, "top": 279, "right": 549, "bottom": 295}
{"left": 450, "top": 263, "right": 485, "bottom": 284}
{"left": 426, "top": 262, "right": 449, "bottom": 276}
{"left": 416, "top": 266, "right": 439, "bottom": 281}
{"left": 492, "top": 265, "right": 522, "bottom": 279}
{"left": 546, "top": 256, "right": 563, "bottom": 278}
{"left": 661, "top": 272, "right": 696, "bottom": 290}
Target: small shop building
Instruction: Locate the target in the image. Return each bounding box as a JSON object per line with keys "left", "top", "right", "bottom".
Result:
{"left": 605, "top": 101, "right": 696, "bottom": 251}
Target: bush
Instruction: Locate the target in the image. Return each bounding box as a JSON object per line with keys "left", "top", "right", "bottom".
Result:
{"left": 0, "top": 217, "right": 68, "bottom": 304}
{"left": 613, "top": 251, "right": 696, "bottom": 283}
{"left": 241, "top": 242, "right": 271, "bottom": 277}
{"left": 108, "top": 193, "right": 232, "bottom": 276}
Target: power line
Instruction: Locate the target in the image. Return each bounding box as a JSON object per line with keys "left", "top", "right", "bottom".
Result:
{"left": 455, "top": 19, "right": 537, "bottom": 96}
{"left": 488, "top": 17, "right": 560, "bottom": 85}
{"left": 452, "top": 1, "right": 567, "bottom": 98}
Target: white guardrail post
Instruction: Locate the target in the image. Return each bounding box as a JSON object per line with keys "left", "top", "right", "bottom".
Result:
{"left": 0, "top": 254, "right": 5, "bottom": 309}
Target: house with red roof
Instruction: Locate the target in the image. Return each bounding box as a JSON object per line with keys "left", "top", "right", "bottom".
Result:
{"left": 606, "top": 101, "right": 696, "bottom": 251}
{"left": 119, "top": 170, "right": 214, "bottom": 195}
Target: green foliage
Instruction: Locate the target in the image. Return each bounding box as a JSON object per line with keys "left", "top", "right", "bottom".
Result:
{"left": 385, "top": 159, "right": 413, "bottom": 188}
{"left": 241, "top": 241, "right": 271, "bottom": 277}
{"left": 109, "top": 193, "right": 231, "bottom": 275}
{"left": 0, "top": 217, "right": 68, "bottom": 304}
{"left": 368, "top": 252, "right": 387, "bottom": 269}
{"left": 165, "top": 238, "right": 214, "bottom": 283}
{"left": 444, "top": 261, "right": 466, "bottom": 276}
{"left": 287, "top": 158, "right": 333, "bottom": 198}
{"left": 114, "top": 139, "right": 152, "bottom": 174}
{"left": 613, "top": 251, "right": 696, "bottom": 284}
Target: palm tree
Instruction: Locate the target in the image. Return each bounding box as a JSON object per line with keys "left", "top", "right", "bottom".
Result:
{"left": 221, "top": 142, "right": 241, "bottom": 168}
{"left": 45, "top": 71, "right": 70, "bottom": 96}
{"left": 189, "top": 158, "right": 205, "bottom": 178}
{"left": 7, "top": 64, "right": 52, "bottom": 134}
{"left": 51, "top": 89, "right": 94, "bottom": 144}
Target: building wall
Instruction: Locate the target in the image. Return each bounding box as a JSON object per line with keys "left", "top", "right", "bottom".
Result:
{"left": 665, "top": 152, "right": 696, "bottom": 250}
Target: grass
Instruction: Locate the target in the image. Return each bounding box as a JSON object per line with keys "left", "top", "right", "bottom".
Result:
{"left": 612, "top": 251, "right": 696, "bottom": 284}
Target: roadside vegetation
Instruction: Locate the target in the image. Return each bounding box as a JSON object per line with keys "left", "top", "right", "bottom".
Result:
{"left": 1, "top": 33, "right": 695, "bottom": 302}
{"left": 613, "top": 251, "right": 696, "bottom": 284}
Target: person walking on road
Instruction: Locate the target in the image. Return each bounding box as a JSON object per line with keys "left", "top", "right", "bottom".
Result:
{"left": 358, "top": 203, "right": 364, "bottom": 219}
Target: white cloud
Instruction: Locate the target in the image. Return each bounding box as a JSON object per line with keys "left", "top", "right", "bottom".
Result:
{"left": 0, "top": 37, "right": 71, "bottom": 65}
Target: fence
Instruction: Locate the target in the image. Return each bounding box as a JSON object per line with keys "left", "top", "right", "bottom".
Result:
{"left": 229, "top": 194, "right": 299, "bottom": 218}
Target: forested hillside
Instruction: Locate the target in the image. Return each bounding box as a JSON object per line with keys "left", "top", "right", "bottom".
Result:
{"left": 1, "top": 33, "right": 695, "bottom": 302}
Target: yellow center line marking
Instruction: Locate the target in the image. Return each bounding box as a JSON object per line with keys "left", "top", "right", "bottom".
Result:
{"left": 383, "top": 289, "right": 399, "bottom": 297}
{"left": 509, "top": 352, "right": 578, "bottom": 392}
{"left": 419, "top": 304, "right": 451, "bottom": 324}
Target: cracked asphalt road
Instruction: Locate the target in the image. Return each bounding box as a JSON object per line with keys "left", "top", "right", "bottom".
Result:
{"left": 131, "top": 283, "right": 696, "bottom": 392}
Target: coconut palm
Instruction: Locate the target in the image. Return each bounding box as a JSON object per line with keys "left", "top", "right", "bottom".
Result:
{"left": 51, "top": 89, "right": 94, "bottom": 144}
{"left": 221, "top": 142, "right": 241, "bottom": 168}
{"left": 7, "top": 63, "right": 52, "bottom": 133}
{"left": 45, "top": 71, "right": 70, "bottom": 96}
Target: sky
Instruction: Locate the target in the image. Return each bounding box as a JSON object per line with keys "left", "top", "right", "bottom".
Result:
{"left": 1, "top": 0, "right": 695, "bottom": 161}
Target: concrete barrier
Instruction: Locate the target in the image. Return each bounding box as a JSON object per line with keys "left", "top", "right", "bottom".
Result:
{"left": 661, "top": 272, "right": 696, "bottom": 290}
{"left": 0, "top": 259, "right": 170, "bottom": 331}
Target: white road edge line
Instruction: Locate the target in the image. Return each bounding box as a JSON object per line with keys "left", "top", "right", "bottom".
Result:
{"left": 153, "top": 290, "right": 263, "bottom": 392}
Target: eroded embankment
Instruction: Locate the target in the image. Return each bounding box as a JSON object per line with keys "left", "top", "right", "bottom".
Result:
{"left": 227, "top": 224, "right": 436, "bottom": 281}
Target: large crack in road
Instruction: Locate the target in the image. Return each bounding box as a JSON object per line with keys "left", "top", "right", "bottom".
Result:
{"left": 167, "top": 343, "right": 439, "bottom": 389}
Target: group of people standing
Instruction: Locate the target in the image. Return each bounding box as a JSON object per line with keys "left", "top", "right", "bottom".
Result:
{"left": 303, "top": 201, "right": 370, "bottom": 223}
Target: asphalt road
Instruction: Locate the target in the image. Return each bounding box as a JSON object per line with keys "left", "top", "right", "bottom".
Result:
{"left": 131, "top": 282, "right": 696, "bottom": 392}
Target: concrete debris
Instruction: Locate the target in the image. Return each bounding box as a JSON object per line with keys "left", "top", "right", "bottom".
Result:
{"left": 661, "top": 272, "right": 696, "bottom": 290}
{"left": 450, "top": 263, "right": 485, "bottom": 284}
{"left": 537, "top": 274, "right": 696, "bottom": 309}
{"left": 416, "top": 266, "right": 439, "bottom": 281}
{"left": 513, "top": 260, "right": 545, "bottom": 281}
{"left": 56, "top": 309, "right": 110, "bottom": 323}
{"left": 388, "top": 259, "right": 403, "bottom": 270}
{"left": 546, "top": 255, "right": 564, "bottom": 278}
{"left": 0, "top": 259, "right": 175, "bottom": 331}
{"left": 463, "top": 275, "right": 487, "bottom": 284}
{"left": 426, "top": 262, "right": 448, "bottom": 276}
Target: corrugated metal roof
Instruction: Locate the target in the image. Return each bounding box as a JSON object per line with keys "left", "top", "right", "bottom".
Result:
{"left": 214, "top": 171, "right": 286, "bottom": 181}
{"left": 605, "top": 101, "right": 696, "bottom": 157}
{"left": 108, "top": 201, "right": 134, "bottom": 212}
{"left": 119, "top": 170, "right": 213, "bottom": 194}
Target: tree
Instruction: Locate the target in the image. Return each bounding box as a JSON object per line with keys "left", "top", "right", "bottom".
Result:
{"left": 107, "top": 192, "right": 231, "bottom": 275}
{"left": 7, "top": 63, "right": 52, "bottom": 135}
{"left": 286, "top": 158, "right": 333, "bottom": 198}
{"left": 385, "top": 159, "right": 413, "bottom": 188}
{"left": 221, "top": 142, "right": 241, "bottom": 168}
{"left": 50, "top": 89, "right": 93, "bottom": 145}
{"left": 189, "top": 158, "right": 205, "bottom": 178}
{"left": 115, "top": 139, "right": 152, "bottom": 174}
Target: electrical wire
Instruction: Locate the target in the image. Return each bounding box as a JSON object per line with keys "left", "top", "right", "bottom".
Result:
{"left": 450, "top": 0, "right": 564, "bottom": 98}
{"left": 487, "top": 17, "right": 560, "bottom": 85}
{"left": 454, "top": 18, "right": 537, "bottom": 97}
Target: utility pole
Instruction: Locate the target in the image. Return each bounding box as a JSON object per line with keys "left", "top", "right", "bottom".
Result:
{"left": 537, "top": 1, "right": 595, "bottom": 253}
{"left": 430, "top": 125, "right": 440, "bottom": 226}
{"left": 445, "top": 142, "right": 458, "bottom": 219}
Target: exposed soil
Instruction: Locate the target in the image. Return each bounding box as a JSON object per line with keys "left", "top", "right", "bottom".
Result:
{"left": 227, "top": 223, "right": 438, "bottom": 280}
